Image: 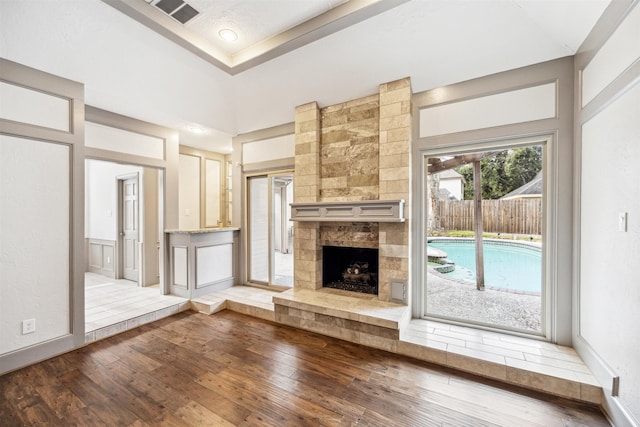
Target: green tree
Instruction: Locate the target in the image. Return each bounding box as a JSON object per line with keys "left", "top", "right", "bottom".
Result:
{"left": 456, "top": 146, "right": 542, "bottom": 200}
{"left": 505, "top": 146, "right": 542, "bottom": 189}
{"left": 480, "top": 150, "right": 509, "bottom": 199}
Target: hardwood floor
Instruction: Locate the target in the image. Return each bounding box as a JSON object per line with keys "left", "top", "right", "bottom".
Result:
{"left": 0, "top": 310, "right": 609, "bottom": 426}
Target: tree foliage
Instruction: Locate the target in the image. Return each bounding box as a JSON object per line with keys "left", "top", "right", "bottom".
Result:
{"left": 456, "top": 146, "right": 542, "bottom": 200}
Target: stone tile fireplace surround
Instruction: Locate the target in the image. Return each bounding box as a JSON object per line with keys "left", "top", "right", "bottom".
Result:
{"left": 291, "top": 77, "right": 411, "bottom": 302}
{"left": 273, "top": 78, "right": 413, "bottom": 351}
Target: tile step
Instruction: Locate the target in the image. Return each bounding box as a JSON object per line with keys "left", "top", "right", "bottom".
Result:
{"left": 272, "top": 288, "right": 411, "bottom": 330}
{"left": 192, "top": 286, "right": 602, "bottom": 405}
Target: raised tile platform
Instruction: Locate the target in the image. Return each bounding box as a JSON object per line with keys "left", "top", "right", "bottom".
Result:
{"left": 273, "top": 288, "right": 411, "bottom": 351}
{"left": 190, "top": 286, "right": 275, "bottom": 321}
{"left": 192, "top": 286, "right": 603, "bottom": 405}
{"left": 84, "top": 278, "right": 190, "bottom": 344}
{"left": 399, "top": 319, "right": 602, "bottom": 404}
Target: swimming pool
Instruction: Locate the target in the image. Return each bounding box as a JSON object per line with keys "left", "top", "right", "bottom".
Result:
{"left": 428, "top": 238, "right": 542, "bottom": 293}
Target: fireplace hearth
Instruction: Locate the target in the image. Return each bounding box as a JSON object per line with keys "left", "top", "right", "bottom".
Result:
{"left": 322, "top": 246, "right": 378, "bottom": 295}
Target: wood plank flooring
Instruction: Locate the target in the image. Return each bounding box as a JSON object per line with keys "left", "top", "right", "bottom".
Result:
{"left": 0, "top": 310, "right": 610, "bottom": 426}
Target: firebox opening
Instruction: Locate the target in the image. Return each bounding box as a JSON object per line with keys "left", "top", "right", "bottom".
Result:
{"left": 322, "top": 246, "right": 378, "bottom": 295}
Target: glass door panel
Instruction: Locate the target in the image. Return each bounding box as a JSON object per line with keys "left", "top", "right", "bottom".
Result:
{"left": 247, "top": 172, "right": 294, "bottom": 287}
{"left": 271, "top": 174, "right": 293, "bottom": 287}
{"left": 248, "top": 176, "right": 268, "bottom": 283}
{"left": 424, "top": 144, "right": 545, "bottom": 334}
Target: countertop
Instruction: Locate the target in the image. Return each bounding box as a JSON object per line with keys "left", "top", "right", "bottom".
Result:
{"left": 164, "top": 227, "right": 240, "bottom": 234}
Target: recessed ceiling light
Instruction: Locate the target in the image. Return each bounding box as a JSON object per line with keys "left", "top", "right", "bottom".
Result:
{"left": 218, "top": 29, "right": 238, "bottom": 42}
{"left": 187, "top": 125, "right": 204, "bottom": 134}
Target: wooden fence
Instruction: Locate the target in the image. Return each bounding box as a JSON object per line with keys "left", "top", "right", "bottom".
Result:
{"left": 436, "top": 199, "right": 542, "bottom": 235}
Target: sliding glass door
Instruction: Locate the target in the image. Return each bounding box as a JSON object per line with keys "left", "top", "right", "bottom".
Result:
{"left": 248, "top": 176, "right": 269, "bottom": 283}
{"left": 423, "top": 141, "right": 546, "bottom": 335}
{"left": 247, "top": 172, "right": 294, "bottom": 287}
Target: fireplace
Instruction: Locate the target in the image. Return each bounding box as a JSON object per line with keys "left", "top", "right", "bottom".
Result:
{"left": 292, "top": 80, "right": 411, "bottom": 302}
{"left": 322, "top": 246, "right": 379, "bottom": 295}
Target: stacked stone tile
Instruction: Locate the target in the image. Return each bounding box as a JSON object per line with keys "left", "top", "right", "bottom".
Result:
{"left": 378, "top": 78, "right": 411, "bottom": 302}
{"left": 293, "top": 78, "right": 411, "bottom": 303}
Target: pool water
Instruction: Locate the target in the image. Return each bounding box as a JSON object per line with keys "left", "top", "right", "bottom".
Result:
{"left": 428, "top": 240, "right": 542, "bottom": 293}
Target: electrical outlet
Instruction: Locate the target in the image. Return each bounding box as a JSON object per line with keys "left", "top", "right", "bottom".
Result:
{"left": 22, "top": 319, "right": 36, "bottom": 335}
{"left": 618, "top": 212, "right": 628, "bottom": 232}
{"left": 612, "top": 376, "right": 620, "bottom": 396}
{"left": 390, "top": 279, "right": 406, "bottom": 303}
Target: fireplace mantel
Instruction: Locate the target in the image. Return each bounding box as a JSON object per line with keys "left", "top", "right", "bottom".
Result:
{"left": 290, "top": 200, "right": 404, "bottom": 223}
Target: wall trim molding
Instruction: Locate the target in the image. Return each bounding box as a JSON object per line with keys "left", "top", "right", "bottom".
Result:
{"left": 0, "top": 58, "right": 85, "bottom": 375}
{"left": 86, "top": 238, "right": 116, "bottom": 278}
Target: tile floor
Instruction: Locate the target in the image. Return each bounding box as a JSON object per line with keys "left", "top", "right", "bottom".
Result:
{"left": 273, "top": 250, "right": 293, "bottom": 287}
{"left": 191, "top": 285, "right": 276, "bottom": 321}
{"left": 400, "top": 318, "right": 601, "bottom": 403}
{"left": 84, "top": 273, "right": 189, "bottom": 343}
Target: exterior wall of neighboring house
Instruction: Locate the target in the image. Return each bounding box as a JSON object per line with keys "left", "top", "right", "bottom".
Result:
{"left": 439, "top": 177, "right": 463, "bottom": 200}
{"left": 500, "top": 171, "right": 543, "bottom": 201}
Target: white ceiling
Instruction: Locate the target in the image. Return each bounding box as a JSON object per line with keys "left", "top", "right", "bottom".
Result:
{"left": 103, "top": 0, "right": 409, "bottom": 73}
{"left": 184, "top": 0, "right": 349, "bottom": 55}
{"left": 0, "top": 0, "right": 610, "bottom": 154}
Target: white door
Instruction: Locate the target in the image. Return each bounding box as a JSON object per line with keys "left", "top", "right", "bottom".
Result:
{"left": 121, "top": 176, "right": 139, "bottom": 282}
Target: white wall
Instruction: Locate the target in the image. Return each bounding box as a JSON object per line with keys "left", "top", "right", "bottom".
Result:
{"left": 85, "top": 159, "right": 142, "bottom": 241}
{"left": 581, "top": 4, "right": 640, "bottom": 106}
{"left": 577, "top": 4, "right": 640, "bottom": 424}
{"left": 85, "top": 122, "right": 164, "bottom": 160}
{"left": 581, "top": 81, "right": 640, "bottom": 423}
{"left": 0, "top": 0, "right": 236, "bottom": 136}
{"left": 419, "top": 83, "right": 557, "bottom": 138}
{"left": 179, "top": 153, "right": 200, "bottom": 229}
{"left": 0, "top": 57, "right": 85, "bottom": 375}
{"left": 242, "top": 134, "right": 295, "bottom": 165}
{"left": 0, "top": 135, "right": 70, "bottom": 354}
{"left": 0, "top": 82, "right": 70, "bottom": 131}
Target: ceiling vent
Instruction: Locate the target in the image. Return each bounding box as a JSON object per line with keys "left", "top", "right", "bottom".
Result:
{"left": 153, "top": 0, "right": 199, "bottom": 24}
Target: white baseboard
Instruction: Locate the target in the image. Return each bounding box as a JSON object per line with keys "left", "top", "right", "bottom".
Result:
{"left": 574, "top": 335, "right": 639, "bottom": 427}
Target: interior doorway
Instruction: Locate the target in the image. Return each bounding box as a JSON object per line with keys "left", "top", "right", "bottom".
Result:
{"left": 85, "top": 159, "right": 174, "bottom": 334}
{"left": 247, "top": 171, "right": 294, "bottom": 288}
{"left": 85, "top": 159, "right": 163, "bottom": 288}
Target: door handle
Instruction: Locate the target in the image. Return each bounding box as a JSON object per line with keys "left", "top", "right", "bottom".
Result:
{"left": 120, "top": 232, "right": 125, "bottom": 236}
